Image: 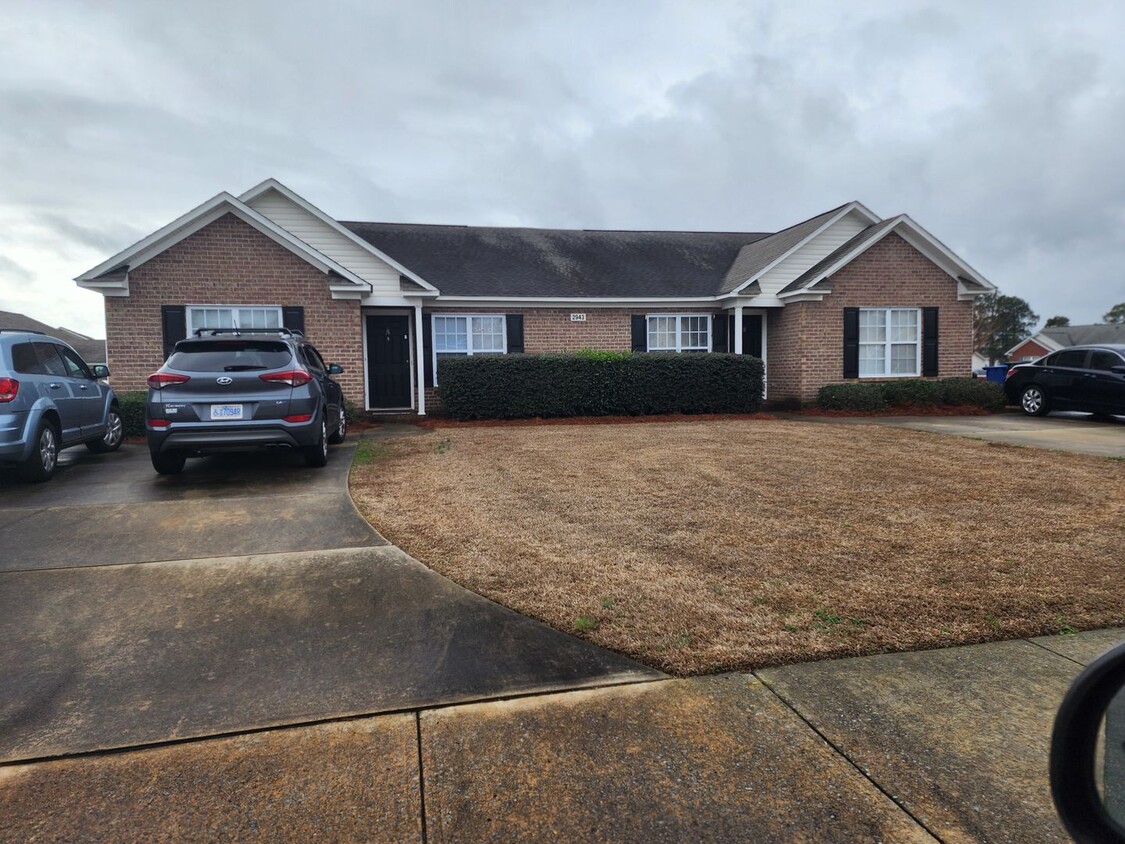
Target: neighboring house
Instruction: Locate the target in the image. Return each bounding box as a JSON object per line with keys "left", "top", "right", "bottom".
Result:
{"left": 0, "top": 309, "right": 107, "bottom": 365}
{"left": 1006, "top": 324, "right": 1125, "bottom": 363}
{"left": 75, "top": 179, "right": 995, "bottom": 411}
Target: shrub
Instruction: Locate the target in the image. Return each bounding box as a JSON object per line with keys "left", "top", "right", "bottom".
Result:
{"left": 437, "top": 353, "right": 765, "bottom": 420}
{"left": 815, "top": 383, "right": 887, "bottom": 411}
{"left": 881, "top": 379, "right": 944, "bottom": 407}
{"left": 940, "top": 377, "right": 1006, "bottom": 410}
{"left": 116, "top": 390, "right": 147, "bottom": 438}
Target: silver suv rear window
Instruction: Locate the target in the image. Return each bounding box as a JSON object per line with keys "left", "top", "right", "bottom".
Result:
{"left": 167, "top": 340, "right": 293, "bottom": 372}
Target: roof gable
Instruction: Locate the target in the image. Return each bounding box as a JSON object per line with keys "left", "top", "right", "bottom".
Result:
{"left": 75, "top": 192, "right": 371, "bottom": 294}
{"left": 777, "top": 215, "right": 996, "bottom": 297}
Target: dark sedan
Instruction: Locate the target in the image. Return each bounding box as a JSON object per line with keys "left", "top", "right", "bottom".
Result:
{"left": 1004, "top": 344, "right": 1125, "bottom": 417}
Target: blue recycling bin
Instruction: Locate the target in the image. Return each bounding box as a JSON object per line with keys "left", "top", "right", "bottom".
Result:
{"left": 983, "top": 365, "right": 1009, "bottom": 383}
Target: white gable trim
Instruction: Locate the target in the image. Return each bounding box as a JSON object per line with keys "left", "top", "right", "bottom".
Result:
{"left": 75, "top": 192, "right": 372, "bottom": 294}
{"left": 777, "top": 214, "right": 997, "bottom": 299}
{"left": 1004, "top": 332, "right": 1065, "bottom": 357}
{"left": 238, "top": 179, "right": 441, "bottom": 294}
{"left": 725, "top": 201, "right": 881, "bottom": 297}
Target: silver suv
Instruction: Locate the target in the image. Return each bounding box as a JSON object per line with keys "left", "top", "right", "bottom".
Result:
{"left": 145, "top": 328, "right": 347, "bottom": 474}
{"left": 0, "top": 329, "right": 123, "bottom": 482}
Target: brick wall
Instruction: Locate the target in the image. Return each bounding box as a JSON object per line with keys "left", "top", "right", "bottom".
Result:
{"left": 1008, "top": 339, "right": 1050, "bottom": 361}
{"left": 105, "top": 213, "right": 365, "bottom": 404}
{"left": 769, "top": 233, "right": 974, "bottom": 403}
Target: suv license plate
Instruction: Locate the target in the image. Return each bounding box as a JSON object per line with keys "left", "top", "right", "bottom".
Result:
{"left": 210, "top": 404, "right": 244, "bottom": 420}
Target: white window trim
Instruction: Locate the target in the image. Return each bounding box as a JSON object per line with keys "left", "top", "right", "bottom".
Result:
{"left": 187, "top": 304, "right": 284, "bottom": 333}
{"left": 431, "top": 313, "right": 507, "bottom": 386}
{"left": 858, "top": 307, "right": 922, "bottom": 378}
{"left": 646, "top": 314, "right": 712, "bottom": 353}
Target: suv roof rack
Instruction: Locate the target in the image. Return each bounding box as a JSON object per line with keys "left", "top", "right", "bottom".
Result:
{"left": 192, "top": 327, "right": 303, "bottom": 339}
{"left": 0, "top": 328, "right": 46, "bottom": 335}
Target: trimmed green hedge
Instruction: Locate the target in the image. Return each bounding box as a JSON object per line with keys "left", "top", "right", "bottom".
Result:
{"left": 117, "top": 391, "right": 147, "bottom": 438}
{"left": 937, "top": 377, "right": 1006, "bottom": 411}
{"left": 437, "top": 353, "right": 765, "bottom": 420}
{"left": 815, "top": 377, "right": 1005, "bottom": 411}
{"left": 816, "top": 383, "right": 887, "bottom": 411}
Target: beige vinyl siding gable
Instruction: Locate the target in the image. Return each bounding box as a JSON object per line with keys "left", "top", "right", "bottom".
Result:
{"left": 756, "top": 211, "right": 871, "bottom": 296}
{"left": 247, "top": 188, "right": 403, "bottom": 294}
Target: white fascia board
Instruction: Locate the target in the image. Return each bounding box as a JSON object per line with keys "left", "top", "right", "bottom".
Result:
{"left": 727, "top": 200, "right": 881, "bottom": 296}
{"left": 239, "top": 178, "right": 441, "bottom": 294}
{"left": 777, "top": 215, "right": 996, "bottom": 297}
{"left": 1004, "top": 333, "right": 1063, "bottom": 357}
{"left": 75, "top": 192, "right": 372, "bottom": 292}
{"left": 719, "top": 296, "right": 785, "bottom": 310}
{"left": 359, "top": 293, "right": 435, "bottom": 307}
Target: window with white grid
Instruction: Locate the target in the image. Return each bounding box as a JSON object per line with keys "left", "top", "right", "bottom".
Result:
{"left": 432, "top": 314, "right": 507, "bottom": 384}
{"left": 188, "top": 306, "right": 282, "bottom": 334}
{"left": 859, "top": 308, "right": 920, "bottom": 377}
{"left": 647, "top": 315, "right": 711, "bottom": 352}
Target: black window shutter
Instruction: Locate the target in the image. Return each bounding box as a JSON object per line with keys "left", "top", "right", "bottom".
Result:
{"left": 422, "top": 314, "right": 434, "bottom": 387}
{"left": 922, "top": 307, "right": 939, "bottom": 377}
{"left": 161, "top": 305, "right": 186, "bottom": 359}
{"left": 712, "top": 313, "right": 728, "bottom": 352}
{"left": 282, "top": 306, "right": 305, "bottom": 335}
{"left": 631, "top": 315, "right": 648, "bottom": 352}
{"left": 506, "top": 314, "right": 524, "bottom": 354}
{"left": 843, "top": 308, "right": 860, "bottom": 379}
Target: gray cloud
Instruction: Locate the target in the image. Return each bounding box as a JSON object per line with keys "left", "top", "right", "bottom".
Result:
{"left": 1, "top": 0, "right": 1123, "bottom": 337}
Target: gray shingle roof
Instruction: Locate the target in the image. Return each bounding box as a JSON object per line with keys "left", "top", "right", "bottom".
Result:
{"left": 718, "top": 203, "right": 851, "bottom": 294}
{"left": 777, "top": 218, "right": 900, "bottom": 295}
{"left": 0, "top": 310, "right": 106, "bottom": 363}
{"left": 1041, "top": 323, "right": 1125, "bottom": 347}
{"left": 342, "top": 222, "right": 771, "bottom": 298}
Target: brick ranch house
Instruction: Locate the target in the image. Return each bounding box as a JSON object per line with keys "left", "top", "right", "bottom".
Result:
{"left": 1006, "top": 323, "right": 1125, "bottom": 363}
{"left": 76, "top": 179, "right": 995, "bottom": 412}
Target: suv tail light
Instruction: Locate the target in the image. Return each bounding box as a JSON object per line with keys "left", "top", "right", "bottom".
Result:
{"left": 260, "top": 369, "right": 312, "bottom": 387}
{"left": 147, "top": 372, "right": 191, "bottom": 389}
{"left": 0, "top": 377, "right": 18, "bottom": 402}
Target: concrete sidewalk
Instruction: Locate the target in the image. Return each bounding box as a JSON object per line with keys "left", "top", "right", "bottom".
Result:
{"left": 5, "top": 628, "right": 1118, "bottom": 842}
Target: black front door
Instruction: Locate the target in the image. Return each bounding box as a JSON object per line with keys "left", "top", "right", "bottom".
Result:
{"left": 742, "top": 315, "right": 763, "bottom": 358}
{"left": 366, "top": 314, "right": 412, "bottom": 409}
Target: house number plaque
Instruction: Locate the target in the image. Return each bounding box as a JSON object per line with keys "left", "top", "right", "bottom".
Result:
{"left": 570, "top": 313, "right": 587, "bottom": 322}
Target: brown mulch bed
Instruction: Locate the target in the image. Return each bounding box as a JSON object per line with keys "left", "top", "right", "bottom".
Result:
{"left": 415, "top": 412, "right": 778, "bottom": 429}
{"left": 350, "top": 420, "right": 1125, "bottom": 675}
{"left": 789, "top": 404, "right": 996, "bottom": 417}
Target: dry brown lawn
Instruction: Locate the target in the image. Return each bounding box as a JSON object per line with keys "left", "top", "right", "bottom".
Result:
{"left": 350, "top": 420, "right": 1125, "bottom": 675}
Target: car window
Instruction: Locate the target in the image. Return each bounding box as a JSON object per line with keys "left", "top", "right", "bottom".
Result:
{"left": 11, "top": 343, "right": 43, "bottom": 374}
{"left": 302, "top": 344, "right": 326, "bottom": 373}
{"left": 1053, "top": 349, "right": 1089, "bottom": 368}
{"left": 32, "top": 342, "right": 68, "bottom": 377}
{"left": 1090, "top": 351, "right": 1125, "bottom": 371}
{"left": 56, "top": 345, "right": 93, "bottom": 379}
{"left": 166, "top": 340, "right": 293, "bottom": 372}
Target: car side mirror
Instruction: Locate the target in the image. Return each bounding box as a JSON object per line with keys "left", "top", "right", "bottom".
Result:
{"left": 1051, "top": 639, "right": 1125, "bottom": 842}
{"left": 327, "top": 363, "right": 343, "bottom": 375}
{"left": 91, "top": 364, "right": 110, "bottom": 379}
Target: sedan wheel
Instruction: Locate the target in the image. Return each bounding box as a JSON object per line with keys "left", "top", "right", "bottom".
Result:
{"left": 1021, "top": 385, "right": 1050, "bottom": 417}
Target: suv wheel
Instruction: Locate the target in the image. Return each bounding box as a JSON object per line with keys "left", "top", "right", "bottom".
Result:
{"left": 327, "top": 406, "right": 347, "bottom": 444}
{"left": 1020, "top": 385, "right": 1050, "bottom": 417}
{"left": 304, "top": 418, "right": 329, "bottom": 468}
{"left": 151, "top": 451, "right": 187, "bottom": 475}
{"left": 18, "top": 420, "right": 60, "bottom": 483}
{"left": 87, "top": 407, "right": 124, "bottom": 453}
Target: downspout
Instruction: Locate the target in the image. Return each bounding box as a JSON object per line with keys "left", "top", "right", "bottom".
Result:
{"left": 414, "top": 304, "right": 427, "bottom": 416}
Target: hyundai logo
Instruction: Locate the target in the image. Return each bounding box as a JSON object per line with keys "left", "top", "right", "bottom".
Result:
{"left": 216, "top": 376, "right": 233, "bottom": 385}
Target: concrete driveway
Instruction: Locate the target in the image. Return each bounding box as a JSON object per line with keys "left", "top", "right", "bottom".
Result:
{"left": 789, "top": 411, "right": 1125, "bottom": 457}
{"left": 0, "top": 441, "right": 657, "bottom": 762}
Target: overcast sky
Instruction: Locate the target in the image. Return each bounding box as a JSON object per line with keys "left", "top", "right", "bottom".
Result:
{"left": 2, "top": 0, "right": 1124, "bottom": 338}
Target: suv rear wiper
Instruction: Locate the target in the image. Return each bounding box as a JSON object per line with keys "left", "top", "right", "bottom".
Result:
{"left": 223, "top": 365, "right": 269, "bottom": 372}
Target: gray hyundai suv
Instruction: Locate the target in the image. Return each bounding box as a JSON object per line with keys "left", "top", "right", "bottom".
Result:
{"left": 145, "top": 328, "right": 347, "bottom": 474}
{"left": 0, "top": 329, "right": 123, "bottom": 482}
